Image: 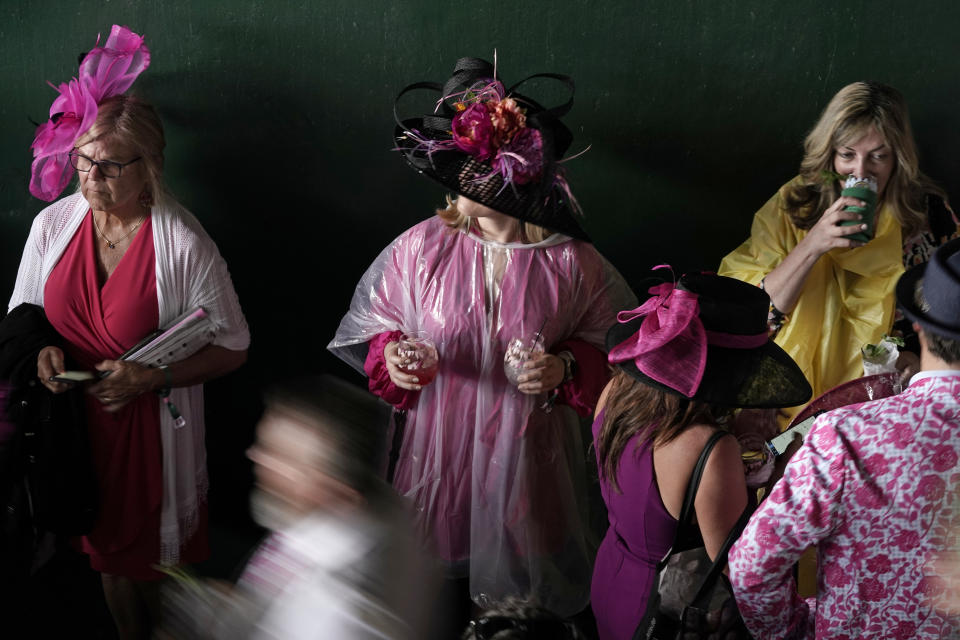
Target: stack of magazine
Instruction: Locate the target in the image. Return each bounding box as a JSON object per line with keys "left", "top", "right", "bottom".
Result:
{"left": 120, "top": 307, "right": 215, "bottom": 367}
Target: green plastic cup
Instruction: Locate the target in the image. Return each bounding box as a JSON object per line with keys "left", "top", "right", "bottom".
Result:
{"left": 839, "top": 178, "right": 878, "bottom": 243}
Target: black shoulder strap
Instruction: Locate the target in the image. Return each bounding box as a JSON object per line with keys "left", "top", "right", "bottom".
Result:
{"left": 689, "top": 504, "right": 752, "bottom": 608}
{"left": 657, "top": 430, "right": 729, "bottom": 569}
{"left": 677, "top": 430, "right": 728, "bottom": 529}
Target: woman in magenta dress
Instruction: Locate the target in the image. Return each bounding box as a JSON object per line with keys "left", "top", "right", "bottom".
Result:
{"left": 10, "top": 27, "right": 248, "bottom": 638}
{"left": 591, "top": 269, "right": 810, "bottom": 640}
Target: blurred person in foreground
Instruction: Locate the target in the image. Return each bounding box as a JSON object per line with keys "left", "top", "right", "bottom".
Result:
{"left": 728, "top": 237, "right": 960, "bottom": 639}
{"left": 160, "top": 375, "right": 435, "bottom": 639}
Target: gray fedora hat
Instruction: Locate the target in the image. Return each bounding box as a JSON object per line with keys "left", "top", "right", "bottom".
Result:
{"left": 895, "top": 237, "right": 960, "bottom": 341}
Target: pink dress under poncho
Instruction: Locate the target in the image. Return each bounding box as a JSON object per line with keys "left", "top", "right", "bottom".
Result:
{"left": 329, "top": 216, "right": 636, "bottom": 615}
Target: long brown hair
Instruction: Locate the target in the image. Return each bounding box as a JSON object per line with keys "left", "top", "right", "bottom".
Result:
{"left": 784, "top": 81, "right": 946, "bottom": 239}
{"left": 596, "top": 369, "right": 729, "bottom": 492}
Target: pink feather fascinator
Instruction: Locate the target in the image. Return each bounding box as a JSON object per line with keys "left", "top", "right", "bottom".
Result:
{"left": 29, "top": 25, "right": 150, "bottom": 201}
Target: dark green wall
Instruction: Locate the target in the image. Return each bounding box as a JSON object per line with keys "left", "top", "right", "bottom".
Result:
{"left": 3, "top": 1, "right": 959, "bottom": 414}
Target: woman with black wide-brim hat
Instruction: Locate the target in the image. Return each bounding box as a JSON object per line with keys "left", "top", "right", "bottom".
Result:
{"left": 591, "top": 268, "right": 810, "bottom": 640}
{"left": 329, "top": 57, "right": 635, "bottom": 619}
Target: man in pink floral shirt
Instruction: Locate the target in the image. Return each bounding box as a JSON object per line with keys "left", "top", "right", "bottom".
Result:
{"left": 729, "top": 237, "right": 960, "bottom": 639}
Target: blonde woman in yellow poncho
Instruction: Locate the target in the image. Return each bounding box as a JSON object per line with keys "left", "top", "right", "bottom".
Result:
{"left": 720, "top": 82, "right": 959, "bottom": 428}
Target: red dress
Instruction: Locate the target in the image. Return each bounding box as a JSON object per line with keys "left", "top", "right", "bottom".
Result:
{"left": 44, "top": 211, "right": 207, "bottom": 579}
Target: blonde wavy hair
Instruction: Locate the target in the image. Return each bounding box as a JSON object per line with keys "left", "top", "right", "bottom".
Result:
{"left": 784, "top": 81, "right": 945, "bottom": 239}
{"left": 74, "top": 94, "right": 166, "bottom": 207}
{"left": 436, "top": 195, "right": 551, "bottom": 243}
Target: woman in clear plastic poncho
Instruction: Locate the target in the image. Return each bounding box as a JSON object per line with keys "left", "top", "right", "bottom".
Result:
{"left": 328, "top": 58, "right": 635, "bottom": 617}
{"left": 719, "top": 82, "right": 959, "bottom": 428}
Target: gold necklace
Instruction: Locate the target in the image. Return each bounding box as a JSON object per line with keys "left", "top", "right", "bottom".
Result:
{"left": 93, "top": 212, "right": 145, "bottom": 249}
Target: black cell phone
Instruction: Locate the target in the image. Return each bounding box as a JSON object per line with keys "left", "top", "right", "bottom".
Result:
{"left": 50, "top": 370, "right": 98, "bottom": 384}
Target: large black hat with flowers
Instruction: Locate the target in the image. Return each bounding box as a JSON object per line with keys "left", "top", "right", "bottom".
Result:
{"left": 394, "top": 57, "right": 589, "bottom": 241}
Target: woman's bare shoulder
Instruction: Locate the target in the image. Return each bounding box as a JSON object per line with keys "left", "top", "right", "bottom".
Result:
{"left": 661, "top": 423, "right": 723, "bottom": 450}
{"left": 655, "top": 423, "right": 737, "bottom": 470}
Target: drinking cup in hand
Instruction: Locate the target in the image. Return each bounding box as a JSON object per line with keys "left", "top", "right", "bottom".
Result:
{"left": 839, "top": 175, "right": 878, "bottom": 243}
{"left": 397, "top": 332, "right": 439, "bottom": 385}
{"left": 503, "top": 335, "right": 546, "bottom": 386}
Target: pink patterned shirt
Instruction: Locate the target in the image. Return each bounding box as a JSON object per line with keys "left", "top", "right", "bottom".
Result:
{"left": 729, "top": 371, "right": 960, "bottom": 639}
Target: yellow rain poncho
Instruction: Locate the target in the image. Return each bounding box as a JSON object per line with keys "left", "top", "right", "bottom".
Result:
{"left": 719, "top": 178, "right": 903, "bottom": 427}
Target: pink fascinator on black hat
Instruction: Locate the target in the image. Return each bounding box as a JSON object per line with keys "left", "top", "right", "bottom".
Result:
{"left": 29, "top": 25, "right": 150, "bottom": 201}
{"left": 606, "top": 266, "right": 811, "bottom": 408}
{"left": 393, "top": 56, "right": 589, "bottom": 241}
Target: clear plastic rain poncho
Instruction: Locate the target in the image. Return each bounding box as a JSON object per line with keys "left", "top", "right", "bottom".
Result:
{"left": 329, "top": 216, "right": 635, "bottom": 615}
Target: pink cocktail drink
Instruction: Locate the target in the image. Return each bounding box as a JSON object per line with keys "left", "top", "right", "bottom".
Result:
{"left": 401, "top": 359, "right": 438, "bottom": 385}
{"left": 397, "top": 332, "right": 439, "bottom": 385}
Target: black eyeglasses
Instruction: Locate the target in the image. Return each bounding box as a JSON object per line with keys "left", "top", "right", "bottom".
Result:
{"left": 68, "top": 151, "right": 142, "bottom": 178}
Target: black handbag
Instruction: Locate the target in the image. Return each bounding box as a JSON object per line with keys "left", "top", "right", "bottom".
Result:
{"left": 632, "top": 430, "right": 753, "bottom": 640}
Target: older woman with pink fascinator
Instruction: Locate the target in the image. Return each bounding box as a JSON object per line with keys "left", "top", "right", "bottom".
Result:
{"left": 590, "top": 268, "right": 810, "bottom": 640}
{"left": 8, "top": 25, "right": 248, "bottom": 638}
{"left": 330, "top": 57, "right": 635, "bottom": 626}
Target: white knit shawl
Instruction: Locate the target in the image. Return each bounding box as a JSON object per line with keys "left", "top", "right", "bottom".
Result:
{"left": 9, "top": 191, "right": 250, "bottom": 565}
